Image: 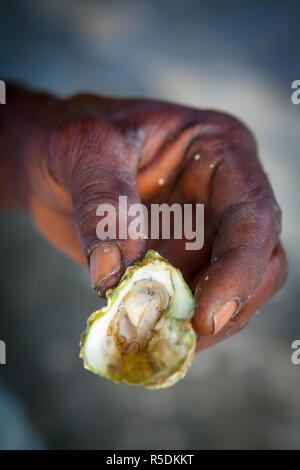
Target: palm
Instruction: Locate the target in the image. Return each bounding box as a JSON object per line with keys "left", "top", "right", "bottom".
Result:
{"left": 143, "top": 184, "right": 214, "bottom": 290}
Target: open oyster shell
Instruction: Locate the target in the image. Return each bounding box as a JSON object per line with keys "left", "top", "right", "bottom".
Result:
{"left": 80, "top": 250, "right": 196, "bottom": 389}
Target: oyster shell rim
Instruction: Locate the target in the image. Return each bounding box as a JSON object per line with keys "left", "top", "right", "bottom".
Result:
{"left": 80, "top": 250, "right": 196, "bottom": 389}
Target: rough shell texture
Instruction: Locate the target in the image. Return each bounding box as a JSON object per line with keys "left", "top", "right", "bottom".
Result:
{"left": 80, "top": 250, "right": 196, "bottom": 389}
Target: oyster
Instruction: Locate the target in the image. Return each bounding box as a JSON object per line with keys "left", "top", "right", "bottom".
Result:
{"left": 80, "top": 250, "right": 196, "bottom": 389}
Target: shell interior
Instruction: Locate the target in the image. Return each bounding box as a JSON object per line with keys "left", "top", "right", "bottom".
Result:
{"left": 80, "top": 250, "right": 196, "bottom": 389}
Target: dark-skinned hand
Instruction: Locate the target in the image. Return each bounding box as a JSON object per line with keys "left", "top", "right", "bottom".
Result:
{"left": 0, "top": 84, "right": 288, "bottom": 352}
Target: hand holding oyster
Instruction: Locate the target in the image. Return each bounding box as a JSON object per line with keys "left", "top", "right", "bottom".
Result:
{"left": 80, "top": 250, "right": 196, "bottom": 389}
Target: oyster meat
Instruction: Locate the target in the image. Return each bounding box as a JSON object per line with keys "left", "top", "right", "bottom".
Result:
{"left": 80, "top": 250, "right": 196, "bottom": 389}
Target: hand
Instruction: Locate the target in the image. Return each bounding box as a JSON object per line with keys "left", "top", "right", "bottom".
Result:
{"left": 0, "top": 84, "right": 288, "bottom": 351}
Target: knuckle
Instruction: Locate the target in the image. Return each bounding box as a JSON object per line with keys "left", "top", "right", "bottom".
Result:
{"left": 52, "top": 115, "right": 114, "bottom": 152}
{"left": 256, "top": 194, "right": 282, "bottom": 237}
{"left": 49, "top": 114, "right": 125, "bottom": 187}
{"left": 198, "top": 110, "right": 255, "bottom": 142}
{"left": 273, "top": 244, "right": 289, "bottom": 289}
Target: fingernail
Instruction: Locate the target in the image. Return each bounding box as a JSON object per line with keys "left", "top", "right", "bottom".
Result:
{"left": 212, "top": 300, "right": 238, "bottom": 335}
{"left": 89, "top": 242, "right": 122, "bottom": 291}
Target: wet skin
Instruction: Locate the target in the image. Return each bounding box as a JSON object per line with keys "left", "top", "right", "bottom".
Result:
{"left": 0, "top": 84, "right": 288, "bottom": 351}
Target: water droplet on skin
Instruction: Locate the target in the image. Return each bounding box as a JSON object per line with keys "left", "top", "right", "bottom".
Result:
{"left": 204, "top": 276, "right": 209, "bottom": 281}
{"left": 158, "top": 178, "right": 165, "bottom": 186}
{"left": 209, "top": 163, "right": 214, "bottom": 169}
{"left": 194, "top": 154, "right": 201, "bottom": 160}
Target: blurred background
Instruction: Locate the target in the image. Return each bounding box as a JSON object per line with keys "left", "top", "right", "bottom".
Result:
{"left": 0, "top": 0, "right": 299, "bottom": 450}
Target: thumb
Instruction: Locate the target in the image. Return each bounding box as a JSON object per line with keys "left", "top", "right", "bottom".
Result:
{"left": 50, "top": 115, "right": 145, "bottom": 295}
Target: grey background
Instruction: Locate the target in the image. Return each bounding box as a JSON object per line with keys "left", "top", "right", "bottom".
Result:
{"left": 0, "top": 0, "right": 299, "bottom": 449}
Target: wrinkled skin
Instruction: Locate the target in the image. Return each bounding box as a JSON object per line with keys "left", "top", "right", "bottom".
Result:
{"left": 0, "top": 84, "right": 288, "bottom": 351}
